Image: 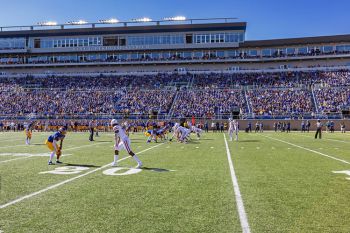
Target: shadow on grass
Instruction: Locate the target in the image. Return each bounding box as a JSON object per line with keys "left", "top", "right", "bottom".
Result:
{"left": 64, "top": 163, "right": 101, "bottom": 168}
{"left": 238, "top": 140, "right": 261, "bottom": 143}
{"left": 141, "top": 167, "right": 172, "bottom": 172}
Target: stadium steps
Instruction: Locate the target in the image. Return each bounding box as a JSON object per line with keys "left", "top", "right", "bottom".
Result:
{"left": 244, "top": 88, "right": 253, "bottom": 114}
{"left": 311, "top": 87, "right": 321, "bottom": 114}
{"left": 167, "top": 91, "right": 180, "bottom": 118}
{"left": 188, "top": 74, "right": 195, "bottom": 89}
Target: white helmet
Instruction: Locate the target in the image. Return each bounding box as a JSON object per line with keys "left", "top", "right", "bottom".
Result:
{"left": 229, "top": 118, "right": 232, "bottom": 121}
{"left": 110, "top": 119, "right": 118, "bottom": 126}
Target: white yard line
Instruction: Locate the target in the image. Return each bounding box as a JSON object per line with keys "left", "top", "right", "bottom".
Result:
{"left": 262, "top": 135, "right": 350, "bottom": 165}
{"left": 0, "top": 143, "right": 163, "bottom": 209}
{"left": 0, "top": 142, "right": 109, "bottom": 164}
{"left": 62, "top": 142, "right": 110, "bottom": 151}
{"left": 223, "top": 134, "right": 251, "bottom": 233}
{"left": 0, "top": 156, "right": 35, "bottom": 164}
{"left": 0, "top": 144, "right": 28, "bottom": 149}
{"left": 0, "top": 138, "right": 25, "bottom": 143}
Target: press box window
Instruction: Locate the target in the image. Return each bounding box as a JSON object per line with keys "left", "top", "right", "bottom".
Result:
{"left": 119, "top": 38, "right": 126, "bottom": 46}
{"left": 103, "top": 36, "right": 119, "bottom": 46}
{"left": 186, "top": 34, "right": 193, "bottom": 44}
{"left": 34, "top": 39, "right": 41, "bottom": 48}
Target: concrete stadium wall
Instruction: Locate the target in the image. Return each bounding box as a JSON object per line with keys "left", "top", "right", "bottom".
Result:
{"left": 202, "top": 119, "right": 350, "bottom": 131}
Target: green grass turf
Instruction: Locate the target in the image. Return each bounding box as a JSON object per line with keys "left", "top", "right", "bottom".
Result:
{"left": 0, "top": 131, "right": 349, "bottom": 232}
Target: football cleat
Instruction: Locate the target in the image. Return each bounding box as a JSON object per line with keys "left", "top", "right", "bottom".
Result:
{"left": 111, "top": 162, "right": 118, "bottom": 167}
{"left": 136, "top": 163, "right": 143, "bottom": 169}
{"left": 56, "top": 160, "right": 63, "bottom": 164}
{"left": 48, "top": 161, "right": 55, "bottom": 165}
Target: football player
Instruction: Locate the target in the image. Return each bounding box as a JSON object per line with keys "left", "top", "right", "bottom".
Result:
{"left": 46, "top": 127, "right": 66, "bottom": 165}
{"left": 171, "top": 123, "right": 191, "bottom": 143}
{"left": 111, "top": 119, "right": 142, "bottom": 168}
{"left": 228, "top": 118, "right": 239, "bottom": 141}
{"left": 191, "top": 125, "right": 203, "bottom": 139}
{"left": 24, "top": 122, "right": 34, "bottom": 145}
{"left": 146, "top": 128, "right": 157, "bottom": 143}
{"left": 159, "top": 124, "right": 171, "bottom": 141}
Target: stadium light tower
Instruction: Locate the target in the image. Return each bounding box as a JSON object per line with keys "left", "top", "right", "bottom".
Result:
{"left": 98, "top": 18, "right": 119, "bottom": 24}
{"left": 67, "top": 20, "right": 88, "bottom": 25}
{"left": 163, "top": 16, "right": 186, "bottom": 21}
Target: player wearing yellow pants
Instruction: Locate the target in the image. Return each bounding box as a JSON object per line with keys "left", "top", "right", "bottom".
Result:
{"left": 24, "top": 122, "right": 34, "bottom": 145}
{"left": 46, "top": 127, "right": 66, "bottom": 165}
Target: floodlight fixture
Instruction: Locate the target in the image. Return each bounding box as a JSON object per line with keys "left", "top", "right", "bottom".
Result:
{"left": 163, "top": 16, "right": 186, "bottom": 21}
{"left": 131, "top": 17, "right": 152, "bottom": 22}
{"left": 98, "top": 18, "right": 119, "bottom": 24}
{"left": 67, "top": 20, "right": 88, "bottom": 25}
{"left": 37, "top": 21, "right": 58, "bottom": 26}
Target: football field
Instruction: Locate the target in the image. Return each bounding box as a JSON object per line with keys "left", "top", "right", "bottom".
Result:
{"left": 0, "top": 131, "right": 349, "bottom": 233}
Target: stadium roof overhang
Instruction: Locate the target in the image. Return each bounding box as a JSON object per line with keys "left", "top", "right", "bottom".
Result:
{"left": 0, "top": 20, "right": 247, "bottom": 38}
{"left": 241, "top": 34, "right": 350, "bottom": 48}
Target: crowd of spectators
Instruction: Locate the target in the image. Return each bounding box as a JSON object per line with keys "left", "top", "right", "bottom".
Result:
{"left": 0, "top": 73, "right": 192, "bottom": 90}
{"left": 116, "top": 89, "right": 176, "bottom": 115}
{"left": 315, "top": 87, "right": 350, "bottom": 113}
{"left": 0, "top": 89, "right": 119, "bottom": 117}
{"left": 311, "top": 71, "right": 350, "bottom": 87}
{"left": 247, "top": 89, "right": 314, "bottom": 116}
{"left": 0, "top": 70, "right": 350, "bottom": 119}
{"left": 171, "top": 90, "right": 245, "bottom": 118}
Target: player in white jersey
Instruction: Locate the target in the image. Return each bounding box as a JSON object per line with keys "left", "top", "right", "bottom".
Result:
{"left": 179, "top": 126, "right": 191, "bottom": 142}
{"left": 170, "top": 123, "right": 190, "bottom": 143}
{"left": 191, "top": 125, "right": 203, "bottom": 139}
{"left": 111, "top": 119, "right": 142, "bottom": 168}
{"left": 228, "top": 118, "right": 239, "bottom": 141}
{"left": 187, "top": 121, "right": 193, "bottom": 128}
{"left": 169, "top": 123, "right": 179, "bottom": 142}
{"left": 122, "top": 121, "right": 131, "bottom": 136}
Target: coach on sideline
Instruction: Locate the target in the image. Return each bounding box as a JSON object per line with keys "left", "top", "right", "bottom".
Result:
{"left": 89, "top": 119, "right": 96, "bottom": 141}
{"left": 315, "top": 119, "right": 322, "bottom": 139}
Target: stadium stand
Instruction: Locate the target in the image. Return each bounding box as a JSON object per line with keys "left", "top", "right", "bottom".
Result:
{"left": 0, "top": 70, "right": 349, "bottom": 120}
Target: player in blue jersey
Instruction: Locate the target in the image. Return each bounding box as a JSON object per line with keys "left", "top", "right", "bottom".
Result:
{"left": 45, "top": 127, "right": 67, "bottom": 165}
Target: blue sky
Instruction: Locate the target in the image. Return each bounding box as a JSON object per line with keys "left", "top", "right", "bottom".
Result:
{"left": 1, "top": 0, "right": 349, "bottom": 40}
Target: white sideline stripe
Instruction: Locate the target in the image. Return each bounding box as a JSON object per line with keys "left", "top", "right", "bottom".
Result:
{"left": 0, "top": 138, "right": 24, "bottom": 143}
{"left": 0, "top": 143, "right": 163, "bottom": 209}
{"left": 262, "top": 135, "right": 350, "bottom": 165}
{"left": 0, "top": 142, "right": 109, "bottom": 164}
{"left": 223, "top": 134, "right": 251, "bottom": 233}
{"left": 326, "top": 138, "right": 350, "bottom": 144}
{"left": 298, "top": 134, "right": 350, "bottom": 144}
{"left": 0, "top": 156, "right": 35, "bottom": 164}
{"left": 0, "top": 144, "right": 28, "bottom": 149}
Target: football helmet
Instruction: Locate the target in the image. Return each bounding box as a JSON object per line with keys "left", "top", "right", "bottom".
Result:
{"left": 111, "top": 119, "right": 118, "bottom": 126}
